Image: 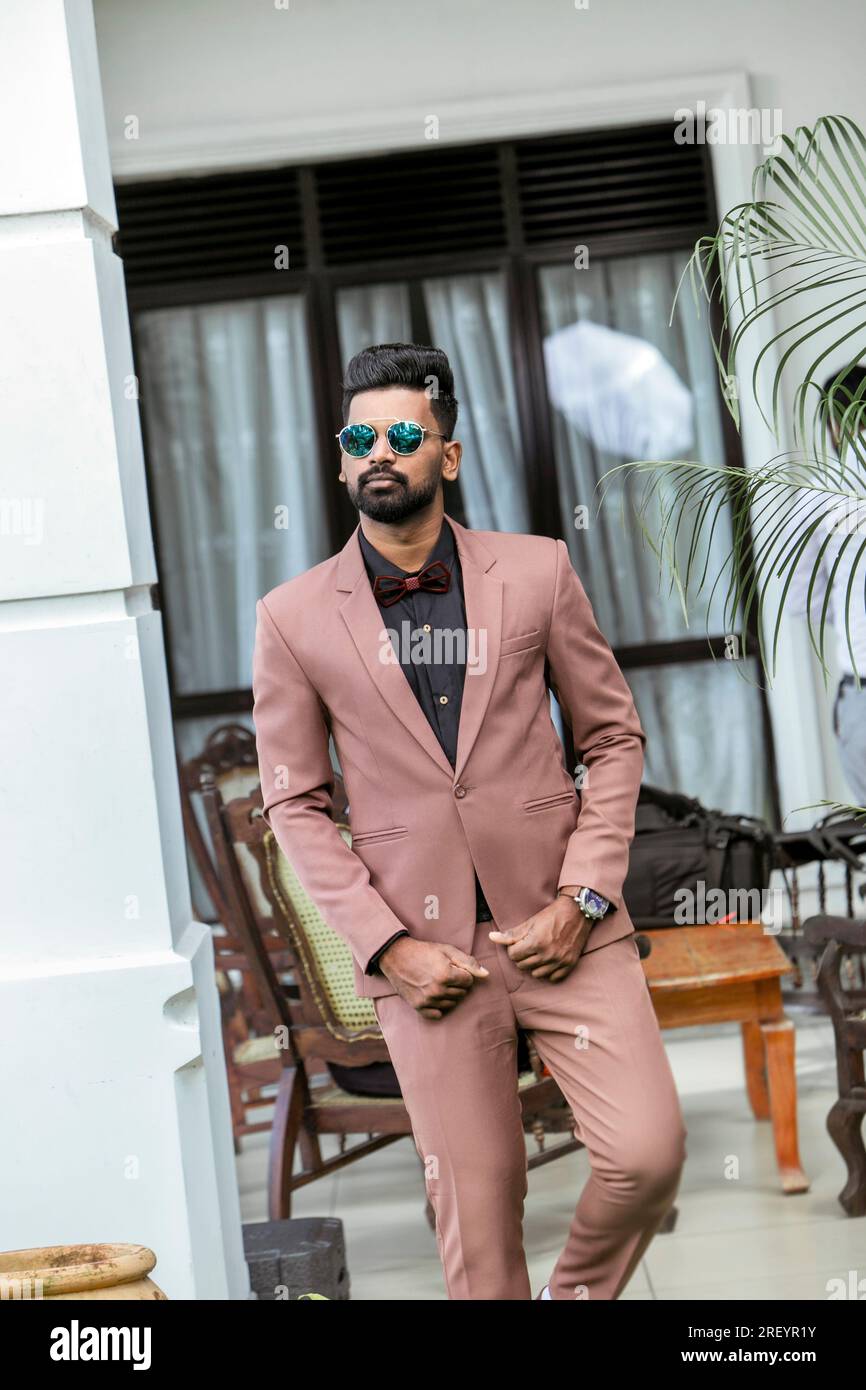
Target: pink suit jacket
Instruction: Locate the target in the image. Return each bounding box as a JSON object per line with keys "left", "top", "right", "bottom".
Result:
{"left": 251, "top": 515, "right": 646, "bottom": 1000}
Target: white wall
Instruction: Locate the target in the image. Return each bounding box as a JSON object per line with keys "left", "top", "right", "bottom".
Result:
{"left": 92, "top": 0, "right": 866, "bottom": 166}
{"left": 0, "top": 0, "right": 249, "bottom": 1298}
{"left": 90, "top": 0, "right": 866, "bottom": 885}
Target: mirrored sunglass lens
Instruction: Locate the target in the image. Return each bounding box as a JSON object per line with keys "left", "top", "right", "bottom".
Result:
{"left": 388, "top": 421, "right": 424, "bottom": 454}
{"left": 341, "top": 425, "right": 375, "bottom": 456}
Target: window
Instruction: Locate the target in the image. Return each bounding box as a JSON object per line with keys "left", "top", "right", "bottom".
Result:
{"left": 119, "top": 122, "right": 779, "bottom": 823}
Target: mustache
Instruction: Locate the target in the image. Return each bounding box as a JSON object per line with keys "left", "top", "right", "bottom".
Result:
{"left": 360, "top": 468, "right": 407, "bottom": 486}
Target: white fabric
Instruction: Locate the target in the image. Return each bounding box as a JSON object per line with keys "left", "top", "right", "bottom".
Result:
{"left": 538, "top": 253, "right": 767, "bottom": 819}
{"left": 835, "top": 681, "right": 866, "bottom": 804}
{"left": 135, "top": 294, "right": 328, "bottom": 694}
{"left": 423, "top": 273, "right": 531, "bottom": 533}
{"left": 538, "top": 253, "right": 732, "bottom": 647}
{"left": 543, "top": 319, "right": 694, "bottom": 459}
{"left": 786, "top": 487, "right": 866, "bottom": 679}
{"left": 627, "top": 660, "right": 767, "bottom": 818}
{"left": 336, "top": 282, "right": 412, "bottom": 362}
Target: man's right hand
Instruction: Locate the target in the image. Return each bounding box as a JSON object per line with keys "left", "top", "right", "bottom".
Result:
{"left": 378, "top": 937, "right": 490, "bottom": 1019}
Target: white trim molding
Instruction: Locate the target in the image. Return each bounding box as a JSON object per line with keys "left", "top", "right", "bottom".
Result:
{"left": 109, "top": 68, "right": 754, "bottom": 180}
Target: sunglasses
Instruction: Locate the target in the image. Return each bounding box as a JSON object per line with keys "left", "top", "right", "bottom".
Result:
{"left": 336, "top": 418, "right": 448, "bottom": 459}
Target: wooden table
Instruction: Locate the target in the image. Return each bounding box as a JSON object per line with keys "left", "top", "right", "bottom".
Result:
{"left": 641, "top": 923, "right": 810, "bottom": 1195}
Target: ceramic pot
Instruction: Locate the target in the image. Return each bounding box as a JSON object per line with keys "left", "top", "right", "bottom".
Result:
{"left": 0, "top": 1243, "right": 167, "bottom": 1300}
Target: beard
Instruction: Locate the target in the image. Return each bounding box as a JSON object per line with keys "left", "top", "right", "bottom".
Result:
{"left": 348, "top": 466, "right": 441, "bottom": 523}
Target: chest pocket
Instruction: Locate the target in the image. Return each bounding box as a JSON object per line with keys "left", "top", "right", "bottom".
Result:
{"left": 500, "top": 629, "right": 541, "bottom": 658}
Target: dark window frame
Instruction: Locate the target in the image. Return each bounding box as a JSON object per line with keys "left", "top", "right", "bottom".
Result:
{"left": 120, "top": 124, "right": 782, "bottom": 825}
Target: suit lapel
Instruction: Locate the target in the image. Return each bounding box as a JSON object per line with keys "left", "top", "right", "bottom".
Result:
{"left": 335, "top": 515, "right": 503, "bottom": 782}
{"left": 336, "top": 522, "right": 455, "bottom": 778}
{"left": 448, "top": 517, "right": 503, "bottom": 782}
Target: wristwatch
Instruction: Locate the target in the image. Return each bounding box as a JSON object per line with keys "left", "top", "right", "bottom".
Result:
{"left": 564, "top": 886, "right": 610, "bottom": 921}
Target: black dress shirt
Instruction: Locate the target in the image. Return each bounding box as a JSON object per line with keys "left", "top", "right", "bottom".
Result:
{"left": 357, "top": 518, "right": 493, "bottom": 975}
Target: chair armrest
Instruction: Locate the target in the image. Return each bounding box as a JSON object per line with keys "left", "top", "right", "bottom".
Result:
{"left": 802, "top": 914, "right": 866, "bottom": 950}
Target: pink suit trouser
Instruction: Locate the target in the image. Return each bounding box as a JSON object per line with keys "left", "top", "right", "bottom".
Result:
{"left": 373, "top": 921, "right": 688, "bottom": 1300}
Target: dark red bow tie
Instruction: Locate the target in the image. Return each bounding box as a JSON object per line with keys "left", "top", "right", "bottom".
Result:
{"left": 372, "top": 559, "right": 452, "bottom": 607}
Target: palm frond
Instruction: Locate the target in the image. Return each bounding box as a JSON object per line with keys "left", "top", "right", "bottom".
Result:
{"left": 788, "top": 798, "right": 866, "bottom": 821}
{"left": 601, "top": 452, "right": 866, "bottom": 686}
{"left": 688, "top": 115, "right": 866, "bottom": 455}
{"left": 613, "top": 115, "right": 866, "bottom": 701}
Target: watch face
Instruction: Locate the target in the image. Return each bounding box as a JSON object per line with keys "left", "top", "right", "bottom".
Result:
{"left": 583, "top": 889, "right": 608, "bottom": 918}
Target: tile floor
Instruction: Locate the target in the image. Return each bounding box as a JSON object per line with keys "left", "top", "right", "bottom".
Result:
{"left": 235, "top": 1011, "right": 865, "bottom": 1300}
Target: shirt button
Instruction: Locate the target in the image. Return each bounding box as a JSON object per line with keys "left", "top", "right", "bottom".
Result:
{"left": 454, "top": 784, "right": 466, "bottom": 798}
{"left": 423, "top": 624, "right": 432, "bottom": 633}
{"left": 438, "top": 694, "right": 448, "bottom": 705}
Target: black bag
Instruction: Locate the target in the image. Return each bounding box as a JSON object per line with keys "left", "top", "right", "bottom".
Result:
{"left": 621, "top": 784, "right": 775, "bottom": 927}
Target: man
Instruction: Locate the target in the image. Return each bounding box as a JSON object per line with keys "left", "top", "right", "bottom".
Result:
{"left": 252, "top": 342, "right": 687, "bottom": 1300}
{"left": 788, "top": 364, "right": 866, "bottom": 806}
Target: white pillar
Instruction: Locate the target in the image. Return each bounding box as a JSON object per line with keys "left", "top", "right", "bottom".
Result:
{"left": 0, "top": 0, "right": 249, "bottom": 1299}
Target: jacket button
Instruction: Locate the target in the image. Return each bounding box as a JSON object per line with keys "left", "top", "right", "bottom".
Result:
{"left": 454, "top": 784, "right": 466, "bottom": 798}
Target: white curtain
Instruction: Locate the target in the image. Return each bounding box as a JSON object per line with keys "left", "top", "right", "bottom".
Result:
{"left": 628, "top": 660, "right": 768, "bottom": 820}
{"left": 539, "top": 253, "right": 733, "bottom": 644}
{"left": 423, "top": 272, "right": 530, "bottom": 532}
{"left": 136, "top": 294, "right": 328, "bottom": 694}
{"left": 335, "top": 282, "right": 412, "bottom": 364}
{"left": 539, "top": 253, "right": 767, "bottom": 819}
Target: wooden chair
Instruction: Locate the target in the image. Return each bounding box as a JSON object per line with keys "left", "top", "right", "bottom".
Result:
{"left": 178, "top": 723, "right": 261, "bottom": 931}
{"left": 215, "top": 784, "right": 584, "bottom": 1227}
{"left": 214, "top": 967, "right": 283, "bottom": 1142}
{"left": 803, "top": 914, "right": 866, "bottom": 1215}
{"left": 179, "top": 722, "right": 298, "bottom": 1143}
{"left": 772, "top": 814, "right": 866, "bottom": 1003}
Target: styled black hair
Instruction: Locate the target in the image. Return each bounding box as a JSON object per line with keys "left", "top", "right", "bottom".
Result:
{"left": 341, "top": 343, "right": 459, "bottom": 439}
{"left": 820, "top": 362, "right": 866, "bottom": 427}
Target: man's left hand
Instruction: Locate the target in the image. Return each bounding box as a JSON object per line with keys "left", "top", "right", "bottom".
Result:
{"left": 487, "top": 892, "right": 592, "bottom": 982}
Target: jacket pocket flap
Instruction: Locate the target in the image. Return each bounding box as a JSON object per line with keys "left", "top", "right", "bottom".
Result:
{"left": 500, "top": 630, "right": 542, "bottom": 657}
{"left": 350, "top": 825, "right": 409, "bottom": 846}
{"left": 524, "top": 789, "right": 576, "bottom": 812}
